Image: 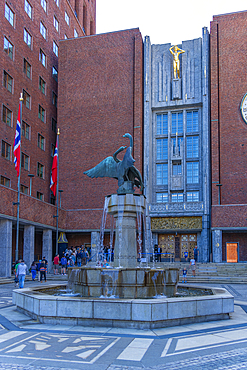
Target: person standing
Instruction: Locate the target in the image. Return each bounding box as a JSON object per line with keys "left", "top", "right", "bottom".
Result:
{"left": 53, "top": 254, "right": 59, "bottom": 275}
{"left": 76, "top": 249, "right": 82, "bottom": 267}
{"left": 182, "top": 267, "right": 187, "bottom": 283}
{"left": 16, "top": 260, "right": 28, "bottom": 289}
{"left": 60, "top": 254, "right": 67, "bottom": 275}
{"left": 190, "top": 258, "right": 196, "bottom": 277}
{"left": 30, "top": 261, "right": 37, "bottom": 281}
{"left": 193, "top": 245, "right": 199, "bottom": 262}
{"left": 36, "top": 260, "right": 41, "bottom": 281}
{"left": 157, "top": 245, "right": 162, "bottom": 262}
{"left": 40, "top": 258, "right": 47, "bottom": 282}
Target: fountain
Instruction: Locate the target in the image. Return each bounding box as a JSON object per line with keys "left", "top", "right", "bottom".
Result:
{"left": 12, "top": 133, "right": 234, "bottom": 329}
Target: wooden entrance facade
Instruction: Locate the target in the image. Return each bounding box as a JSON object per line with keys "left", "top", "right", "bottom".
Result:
{"left": 158, "top": 233, "right": 197, "bottom": 262}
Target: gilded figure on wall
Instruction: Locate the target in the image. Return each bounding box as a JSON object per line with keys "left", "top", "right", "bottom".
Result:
{"left": 169, "top": 45, "right": 185, "bottom": 79}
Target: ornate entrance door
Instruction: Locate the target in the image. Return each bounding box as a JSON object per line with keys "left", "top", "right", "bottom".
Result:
{"left": 175, "top": 237, "right": 180, "bottom": 261}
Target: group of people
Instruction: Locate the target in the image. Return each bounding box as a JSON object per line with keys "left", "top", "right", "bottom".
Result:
{"left": 14, "top": 256, "right": 48, "bottom": 289}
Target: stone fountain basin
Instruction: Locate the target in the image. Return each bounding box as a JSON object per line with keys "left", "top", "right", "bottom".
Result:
{"left": 12, "top": 284, "right": 234, "bottom": 329}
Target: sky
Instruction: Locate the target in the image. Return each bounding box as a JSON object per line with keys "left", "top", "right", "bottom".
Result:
{"left": 96, "top": 0, "right": 247, "bottom": 45}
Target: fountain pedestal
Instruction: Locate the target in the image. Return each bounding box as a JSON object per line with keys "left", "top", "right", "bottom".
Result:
{"left": 107, "top": 193, "right": 146, "bottom": 268}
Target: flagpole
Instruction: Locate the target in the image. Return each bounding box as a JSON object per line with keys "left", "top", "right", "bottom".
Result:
{"left": 55, "top": 128, "right": 60, "bottom": 256}
{"left": 15, "top": 93, "right": 23, "bottom": 262}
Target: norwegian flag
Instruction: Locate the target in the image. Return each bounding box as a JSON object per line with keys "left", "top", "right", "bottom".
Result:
{"left": 50, "top": 139, "right": 58, "bottom": 196}
{"left": 13, "top": 103, "right": 21, "bottom": 177}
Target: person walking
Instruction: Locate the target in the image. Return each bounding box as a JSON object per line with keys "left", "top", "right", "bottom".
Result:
{"left": 30, "top": 261, "right": 37, "bottom": 281}
{"left": 16, "top": 260, "right": 28, "bottom": 289}
{"left": 193, "top": 245, "right": 199, "bottom": 262}
{"left": 53, "top": 254, "right": 59, "bottom": 275}
{"left": 182, "top": 267, "right": 187, "bottom": 283}
{"left": 36, "top": 260, "right": 41, "bottom": 281}
{"left": 60, "top": 254, "right": 67, "bottom": 275}
{"left": 190, "top": 257, "right": 196, "bottom": 277}
{"left": 40, "top": 258, "right": 47, "bottom": 282}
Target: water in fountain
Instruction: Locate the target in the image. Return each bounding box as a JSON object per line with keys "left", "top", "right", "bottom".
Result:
{"left": 109, "top": 215, "right": 114, "bottom": 262}
{"left": 144, "top": 203, "right": 154, "bottom": 268}
{"left": 100, "top": 270, "right": 119, "bottom": 298}
{"left": 60, "top": 269, "right": 81, "bottom": 296}
{"left": 151, "top": 270, "right": 166, "bottom": 298}
{"left": 97, "top": 196, "right": 110, "bottom": 266}
{"left": 117, "top": 205, "right": 124, "bottom": 268}
{"left": 136, "top": 200, "right": 143, "bottom": 268}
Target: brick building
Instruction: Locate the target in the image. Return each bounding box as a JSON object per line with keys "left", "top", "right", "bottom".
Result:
{"left": 211, "top": 10, "right": 247, "bottom": 262}
{"left": 0, "top": 0, "right": 96, "bottom": 276}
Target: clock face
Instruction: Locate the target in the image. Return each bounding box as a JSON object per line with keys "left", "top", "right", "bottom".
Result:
{"left": 240, "top": 93, "right": 247, "bottom": 124}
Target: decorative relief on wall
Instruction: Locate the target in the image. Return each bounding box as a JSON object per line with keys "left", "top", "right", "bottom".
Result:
{"left": 151, "top": 216, "right": 202, "bottom": 230}
{"left": 150, "top": 202, "right": 203, "bottom": 213}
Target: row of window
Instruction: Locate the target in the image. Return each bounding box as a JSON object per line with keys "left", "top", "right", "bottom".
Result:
{"left": 156, "top": 191, "right": 199, "bottom": 203}
{"left": 156, "top": 136, "right": 199, "bottom": 160}
{"left": 156, "top": 162, "right": 199, "bottom": 185}
{"left": 157, "top": 111, "right": 199, "bottom": 135}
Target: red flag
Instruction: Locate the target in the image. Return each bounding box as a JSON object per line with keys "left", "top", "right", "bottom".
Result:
{"left": 13, "top": 103, "right": 21, "bottom": 177}
{"left": 50, "top": 139, "right": 58, "bottom": 196}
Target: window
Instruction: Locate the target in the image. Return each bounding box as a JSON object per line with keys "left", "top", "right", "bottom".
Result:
{"left": 74, "top": 29, "right": 78, "bottom": 38}
{"left": 172, "top": 163, "right": 182, "bottom": 175}
{"left": 156, "top": 138, "right": 168, "bottom": 160}
{"left": 53, "top": 41, "right": 58, "bottom": 56}
{"left": 37, "top": 191, "right": 44, "bottom": 200}
{"left": 50, "top": 193, "right": 55, "bottom": 205}
{"left": 40, "top": 22, "right": 47, "bottom": 39}
{"left": 157, "top": 114, "right": 168, "bottom": 135}
{"left": 187, "top": 136, "right": 199, "bottom": 158}
{"left": 22, "top": 121, "right": 30, "bottom": 139}
{"left": 187, "top": 162, "right": 199, "bottom": 184}
{"left": 21, "top": 184, "right": 28, "bottom": 194}
{"left": 54, "top": 16, "right": 59, "bottom": 31}
{"left": 38, "top": 133, "right": 45, "bottom": 150}
{"left": 52, "top": 118, "right": 57, "bottom": 132}
{"left": 39, "top": 77, "right": 46, "bottom": 94}
{"left": 37, "top": 163, "right": 44, "bottom": 178}
{"left": 52, "top": 66, "right": 58, "bottom": 81}
{"left": 39, "top": 49, "right": 46, "bottom": 67}
{"left": 64, "top": 34, "right": 68, "bottom": 40}
{"left": 52, "top": 92, "right": 57, "bottom": 107}
{"left": 24, "top": 0, "right": 32, "bottom": 18}
{"left": 172, "top": 112, "right": 183, "bottom": 135}
{"left": 0, "top": 175, "right": 10, "bottom": 187}
{"left": 51, "top": 143, "right": 55, "bottom": 156}
{"left": 54, "top": 0, "right": 59, "bottom": 6}
{"left": 4, "top": 37, "right": 13, "bottom": 59}
{"left": 23, "top": 90, "right": 30, "bottom": 109}
{"left": 3, "top": 71, "right": 13, "bottom": 93}
{"left": 24, "top": 28, "right": 32, "bottom": 48}
{"left": 24, "top": 59, "right": 31, "bottom": 79}
{"left": 41, "top": 0, "right": 47, "bottom": 12}
{"left": 187, "top": 191, "right": 199, "bottom": 202}
{"left": 21, "top": 153, "right": 29, "bottom": 170}
{"left": 172, "top": 137, "right": 183, "bottom": 156}
{"left": 171, "top": 193, "right": 184, "bottom": 202}
{"left": 2, "top": 141, "right": 11, "bottom": 160}
{"left": 65, "top": 11, "right": 70, "bottom": 25}
{"left": 187, "top": 111, "right": 199, "bottom": 132}
{"left": 3, "top": 105, "right": 12, "bottom": 126}
{"left": 38, "top": 105, "right": 45, "bottom": 122}
{"left": 5, "top": 4, "right": 14, "bottom": 26}
{"left": 157, "top": 193, "right": 168, "bottom": 203}
{"left": 157, "top": 163, "right": 168, "bottom": 185}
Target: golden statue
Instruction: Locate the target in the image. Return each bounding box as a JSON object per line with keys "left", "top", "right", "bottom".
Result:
{"left": 169, "top": 45, "right": 185, "bottom": 79}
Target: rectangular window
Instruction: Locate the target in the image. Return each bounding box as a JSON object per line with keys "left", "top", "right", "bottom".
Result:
{"left": 23, "top": 90, "right": 30, "bottom": 109}
{"left": 3, "top": 105, "right": 12, "bottom": 126}
{"left": 40, "top": 22, "right": 47, "bottom": 39}
{"left": 51, "top": 143, "right": 55, "bottom": 156}
{"left": 187, "top": 162, "right": 199, "bottom": 184}
{"left": 65, "top": 11, "right": 70, "bottom": 25}
{"left": 172, "top": 163, "right": 182, "bottom": 175}
{"left": 64, "top": 34, "right": 68, "bottom": 40}
{"left": 172, "top": 112, "right": 183, "bottom": 135}
{"left": 187, "top": 191, "right": 199, "bottom": 202}
{"left": 187, "top": 136, "right": 199, "bottom": 158}
{"left": 39, "top": 77, "right": 46, "bottom": 94}
{"left": 50, "top": 193, "right": 56, "bottom": 205}
{"left": 54, "top": 16, "right": 59, "bottom": 31}
{"left": 38, "top": 133, "right": 45, "bottom": 150}
{"left": 21, "top": 184, "right": 28, "bottom": 194}
{"left": 5, "top": 3, "right": 14, "bottom": 26}
{"left": 37, "top": 163, "right": 44, "bottom": 178}
{"left": 156, "top": 138, "right": 168, "bottom": 160}
{"left": 157, "top": 193, "right": 168, "bottom": 203}
{"left": 74, "top": 29, "right": 78, "bottom": 38}
{"left": 52, "top": 66, "right": 58, "bottom": 81}
{"left": 22, "top": 121, "right": 30, "bottom": 140}
{"left": 24, "top": 59, "right": 31, "bottom": 79}
{"left": 54, "top": 0, "right": 59, "bottom": 6}
{"left": 39, "top": 49, "right": 46, "bottom": 67}
{"left": 1, "top": 141, "right": 11, "bottom": 160}
{"left": 24, "top": 28, "right": 32, "bottom": 48}
{"left": 171, "top": 193, "right": 184, "bottom": 202}
{"left": 52, "top": 118, "right": 57, "bottom": 132}
{"left": 24, "top": 0, "right": 32, "bottom": 18}
{"left": 38, "top": 105, "right": 45, "bottom": 122}
{"left": 53, "top": 41, "right": 58, "bottom": 56}
{"left": 156, "top": 163, "right": 168, "bottom": 185}
{"left": 157, "top": 114, "right": 168, "bottom": 135}
{"left": 172, "top": 137, "right": 183, "bottom": 156}
{"left": 21, "top": 152, "right": 29, "bottom": 170}
{"left": 41, "top": 0, "right": 47, "bottom": 12}
{"left": 4, "top": 37, "right": 13, "bottom": 59}
{"left": 3, "top": 71, "right": 13, "bottom": 93}
{"left": 37, "top": 191, "right": 44, "bottom": 200}
{"left": 187, "top": 111, "right": 199, "bottom": 132}
{"left": 52, "top": 92, "right": 57, "bottom": 107}
{"left": 0, "top": 175, "right": 10, "bottom": 187}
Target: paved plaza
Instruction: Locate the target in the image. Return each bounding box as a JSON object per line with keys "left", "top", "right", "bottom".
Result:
{"left": 0, "top": 279, "right": 247, "bottom": 369}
